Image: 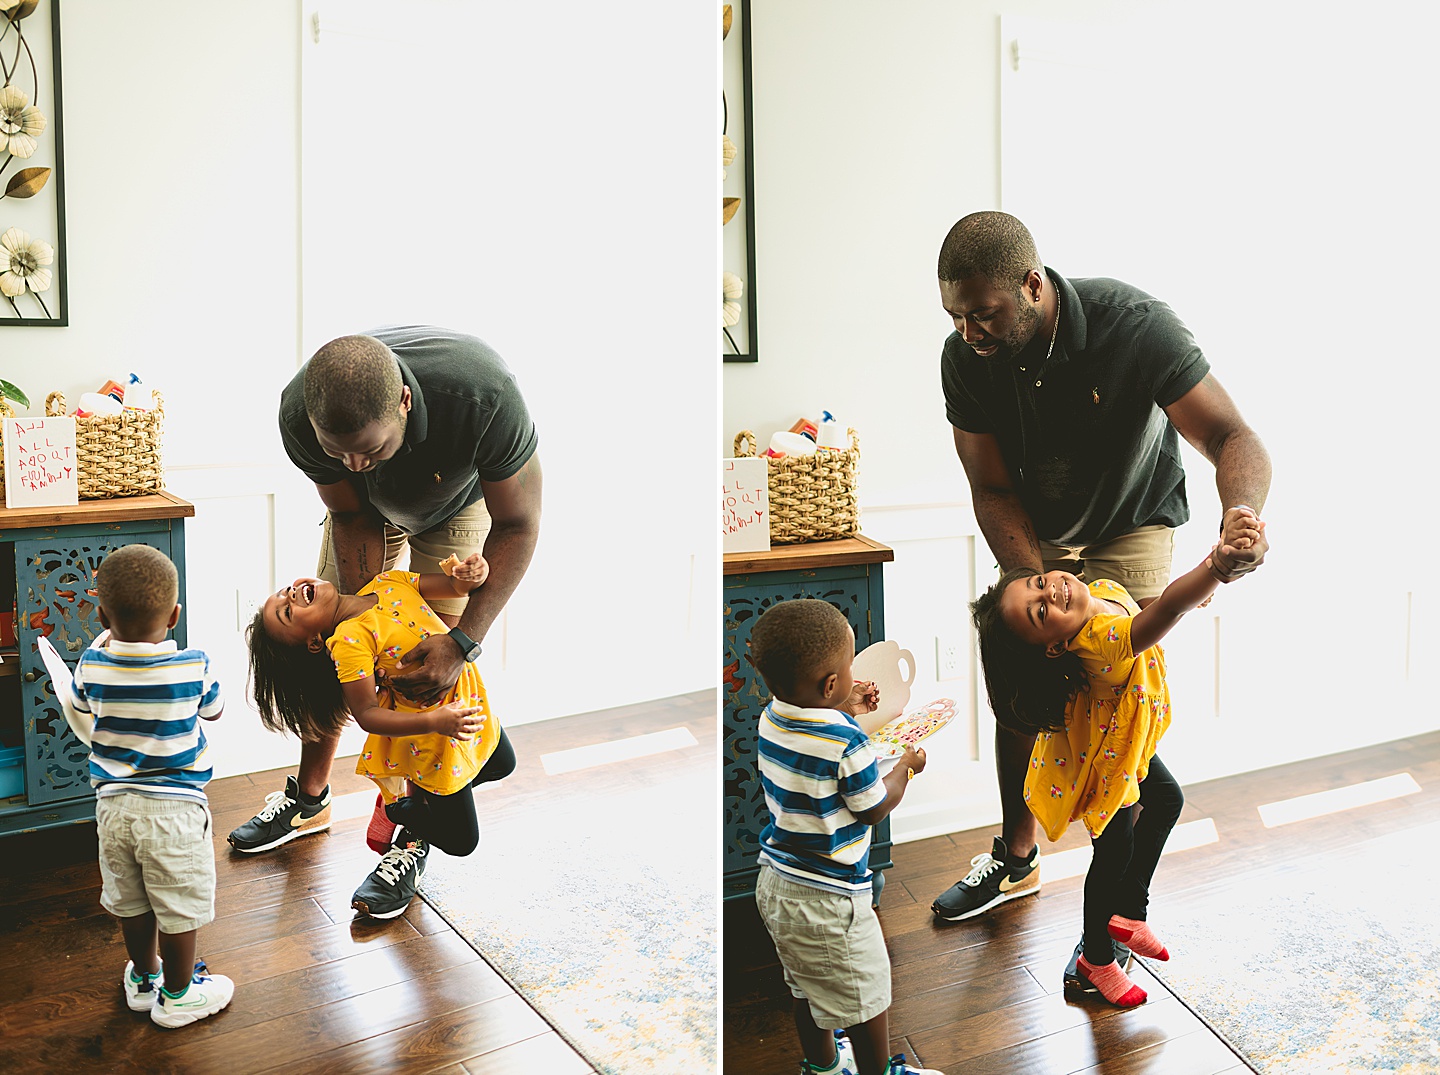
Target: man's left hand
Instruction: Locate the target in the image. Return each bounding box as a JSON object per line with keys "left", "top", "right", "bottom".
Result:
{"left": 1212, "top": 506, "right": 1269, "bottom": 581}
{"left": 392, "top": 634, "right": 468, "bottom": 706}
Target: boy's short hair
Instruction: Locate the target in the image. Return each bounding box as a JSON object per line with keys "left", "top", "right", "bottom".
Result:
{"left": 749, "top": 598, "right": 851, "bottom": 701}
{"left": 96, "top": 544, "right": 178, "bottom": 634}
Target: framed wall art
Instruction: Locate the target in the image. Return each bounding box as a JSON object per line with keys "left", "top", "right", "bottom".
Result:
{"left": 721, "top": 0, "right": 756, "bottom": 363}
{"left": 0, "top": 0, "right": 65, "bottom": 326}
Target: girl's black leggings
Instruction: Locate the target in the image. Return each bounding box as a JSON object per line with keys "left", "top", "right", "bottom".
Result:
{"left": 1083, "top": 752, "right": 1184, "bottom": 964}
{"left": 385, "top": 728, "right": 517, "bottom": 857}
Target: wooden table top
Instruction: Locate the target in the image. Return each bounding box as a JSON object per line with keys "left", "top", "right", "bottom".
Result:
{"left": 0, "top": 490, "right": 195, "bottom": 531}
{"left": 724, "top": 534, "right": 894, "bottom": 576}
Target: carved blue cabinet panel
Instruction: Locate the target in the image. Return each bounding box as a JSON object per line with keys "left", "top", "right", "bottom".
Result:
{"left": 0, "top": 496, "right": 192, "bottom": 837}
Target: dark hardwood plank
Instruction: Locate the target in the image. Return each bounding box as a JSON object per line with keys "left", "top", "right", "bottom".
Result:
{"left": 459, "top": 1031, "right": 598, "bottom": 1074}
{"left": 270, "top": 992, "right": 550, "bottom": 1075}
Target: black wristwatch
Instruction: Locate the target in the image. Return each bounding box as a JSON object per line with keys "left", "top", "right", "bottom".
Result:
{"left": 448, "top": 627, "right": 482, "bottom": 663}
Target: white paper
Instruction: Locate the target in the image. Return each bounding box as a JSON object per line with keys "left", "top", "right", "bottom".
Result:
{"left": 38, "top": 635, "right": 90, "bottom": 746}
{"left": 2, "top": 417, "right": 79, "bottom": 509}
{"left": 722, "top": 457, "right": 769, "bottom": 553}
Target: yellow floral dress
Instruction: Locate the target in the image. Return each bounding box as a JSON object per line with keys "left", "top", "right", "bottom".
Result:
{"left": 329, "top": 570, "right": 499, "bottom": 803}
{"left": 1024, "top": 579, "right": 1172, "bottom": 841}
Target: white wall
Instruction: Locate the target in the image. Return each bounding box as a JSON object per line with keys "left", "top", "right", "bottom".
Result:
{"left": 14, "top": 0, "right": 717, "bottom": 781}
{"left": 724, "top": 0, "right": 1440, "bottom": 844}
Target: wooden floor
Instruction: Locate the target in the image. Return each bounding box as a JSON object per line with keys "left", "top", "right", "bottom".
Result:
{"left": 725, "top": 730, "right": 1440, "bottom": 1074}
{"left": 0, "top": 688, "right": 715, "bottom": 1075}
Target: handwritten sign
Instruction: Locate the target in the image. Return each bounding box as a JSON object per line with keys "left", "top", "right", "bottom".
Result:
{"left": 723, "top": 456, "right": 769, "bottom": 553}
{"left": 3, "top": 417, "right": 78, "bottom": 508}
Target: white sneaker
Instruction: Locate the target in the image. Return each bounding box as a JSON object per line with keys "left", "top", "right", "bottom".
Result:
{"left": 799, "top": 1031, "right": 858, "bottom": 1074}
{"left": 150, "top": 961, "right": 235, "bottom": 1029}
{"left": 888, "top": 1055, "right": 944, "bottom": 1075}
{"left": 122, "top": 960, "right": 160, "bottom": 1012}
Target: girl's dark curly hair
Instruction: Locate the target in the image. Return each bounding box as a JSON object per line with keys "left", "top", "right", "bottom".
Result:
{"left": 245, "top": 608, "right": 350, "bottom": 741}
{"left": 971, "top": 567, "right": 1089, "bottom": 736}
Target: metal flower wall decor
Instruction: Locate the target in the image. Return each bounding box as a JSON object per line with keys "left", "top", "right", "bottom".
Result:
{"left": 0, "top": 0, "right": 64, "bottom": 326}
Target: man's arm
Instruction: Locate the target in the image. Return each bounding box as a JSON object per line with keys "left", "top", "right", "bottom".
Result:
{"left": 454, "top": 452, "right": 543, "bottom": 645}
{"left": 1163, "top": 374, "right": 1272, "bottom": 575}
{"left": 952, "top": 427, "right": 1043, "bottom": 574}
{"left": 316, "top": 477, "right": 387, "bottom": 593}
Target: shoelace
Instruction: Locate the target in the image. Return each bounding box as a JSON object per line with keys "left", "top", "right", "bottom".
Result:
{"left": 960, "top": 851, "right": 1002, "bottom": 888}
{"left": 254, "top": 789, "right": 297, "bottom": 822}
{"left": 374, "top": 842, "right": 426, "bottom": 886}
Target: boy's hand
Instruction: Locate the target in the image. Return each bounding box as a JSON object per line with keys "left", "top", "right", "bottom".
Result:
{"left": 899, "top": 745, "right": 926, "bottom": 776}
{"left": 431, "top": 702, "right": 485, "bottom": 741}
{"left": 846, "top": 679, "right": 879, "bottom": 716}
{"left": 451, "top": 553, "right": 490, "bottom": 587}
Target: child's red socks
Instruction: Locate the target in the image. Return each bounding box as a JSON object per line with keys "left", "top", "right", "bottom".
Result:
{"left": 366, "top": 793, "right": 398, "bottom": 853}
{"left": 1076, "top": 955, "right": 1146, "bottom": 1007}
{"left": 1108, "top": 915, "right": 1170, "bottom": 960}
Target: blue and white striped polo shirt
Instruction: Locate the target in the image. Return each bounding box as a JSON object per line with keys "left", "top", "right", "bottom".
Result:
{"left": 69, "top": 639, "right": 224, "bottom": 804}
{"left": 756, "top": 699, "right": 888, "bottom": 894}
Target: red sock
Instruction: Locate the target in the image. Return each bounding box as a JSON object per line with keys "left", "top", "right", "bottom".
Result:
{"left": 1077, "top": 955, "right": 1146, "bottom": 1007}
{"left": 366, "top": 793, "right": 398, "bottom": 854}
{"left": 1108, "top": 915, "right": 1169, "bottom": 960}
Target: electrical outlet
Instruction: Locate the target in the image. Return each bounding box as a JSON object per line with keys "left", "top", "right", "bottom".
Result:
{"left": 936, "top": 634, "right": 964, "bottom": 681}
{"left": 236, "top": 589, "right": 260, "bottom": 631}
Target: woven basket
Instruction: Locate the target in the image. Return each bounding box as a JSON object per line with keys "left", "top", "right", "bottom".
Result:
{"left": 734, "top": 428, "right": 860, "bottom": 544}
{"left": 45, "top": 390, "right": 166, "bottom": 499}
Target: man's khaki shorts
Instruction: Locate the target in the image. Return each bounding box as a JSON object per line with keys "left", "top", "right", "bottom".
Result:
{"left": 755, "top": 865, "right": 892, "bottom": 1028}
{"left": 1038, "top": 524, "right": 1175, "bottom": 602}
{"left": 96, "top": 792, "right": 216, "bottom": 934}
{"left": 318, "top": 497, "right": 494, "bottom": 619}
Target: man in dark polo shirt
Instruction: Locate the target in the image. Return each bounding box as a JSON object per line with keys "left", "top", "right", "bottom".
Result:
{"left": 228, "top": 327, "right": 542, "bottom": 884}
{"left": 928, "top": 213, "right": 1271, "bottom": 982}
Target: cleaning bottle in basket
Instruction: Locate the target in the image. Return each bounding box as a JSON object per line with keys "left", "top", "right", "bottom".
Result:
{"left": 123, "top": 373, "right": 152, "bottom": 411}
{"left": 817, "top": 411, "right": 849, "bottom": 450}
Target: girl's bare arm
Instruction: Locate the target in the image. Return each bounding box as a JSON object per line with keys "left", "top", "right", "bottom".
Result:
{"left": 417, "top": 554, "right": 490, "bottom": 602}
{"left": 1129, "top": 553, "right": 1225, "bottom": 653}
{"left": 340, "top": 677, "right": 434, "bottom": 736}
{"left": 339, "top": 677, "right": 485, "bottom": 739}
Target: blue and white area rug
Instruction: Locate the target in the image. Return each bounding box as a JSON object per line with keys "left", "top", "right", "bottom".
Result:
{"left": 1145, "top": 821, "right": 1440, "bottom": 1074}
{"left": 419, "top": 773, "right": 717, "bottom": 1074}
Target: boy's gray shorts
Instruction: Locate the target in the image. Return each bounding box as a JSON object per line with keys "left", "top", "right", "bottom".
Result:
{"left": 755, "top": 865, "right": 891, "bottom": 1028}
{"left": 96, "top": 792, "right": 216, "bottom": 933}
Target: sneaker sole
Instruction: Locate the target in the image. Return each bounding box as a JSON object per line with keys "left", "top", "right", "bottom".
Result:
{"left": 151, "top": 1002, "right": 229, "bottom": 1029}
{"left": 227, "top": 815, "right": 332, "bottom": 854}
{"left": 932, "top": 876, "right": 1040, "bottom": 922}
{"left": 126, "top": 994, "right": 156, "bottom": 1012}
{"left": 351, "top": 897, "right": 411, "bottom": 920}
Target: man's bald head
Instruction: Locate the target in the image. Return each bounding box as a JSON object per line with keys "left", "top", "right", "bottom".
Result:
{"left": 303, "top": 335, "right": 405, "bottom": 434}
{"left": 937, "top": 211, "right": 1042, "bottom": 288}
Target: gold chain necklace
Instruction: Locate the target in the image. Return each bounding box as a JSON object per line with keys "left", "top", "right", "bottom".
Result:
{"left": 1043, "top": 286, "right": 1060, "bottom": 364}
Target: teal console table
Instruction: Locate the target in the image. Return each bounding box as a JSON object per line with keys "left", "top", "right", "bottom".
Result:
{"left": 0, "top": 492, "right": 194, "bottom": 837}
{"left": 723, "top": 535, "right": 894, "bottom": 903}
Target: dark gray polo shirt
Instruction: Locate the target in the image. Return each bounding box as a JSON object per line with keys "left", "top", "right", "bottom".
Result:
{"left": 941, "top": 269, "right": 1209, "bottom": 546}
{"left": 280, "top": 325, "right": 538, "bottom": 536}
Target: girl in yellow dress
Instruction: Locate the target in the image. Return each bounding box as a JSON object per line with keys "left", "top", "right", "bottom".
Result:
{"left": 970, "top": 511, "right": 1260, "bottom": 1008}
{"left": 246, "top": 554, "right": 510, "bottom": 918}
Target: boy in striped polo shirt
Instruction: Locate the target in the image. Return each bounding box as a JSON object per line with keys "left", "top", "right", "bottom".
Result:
{"left": 68, "top": 543, "right": 234, "bottom": 1029}
{"left": 751, "top": 599, "right": 942, "bottom": 1075}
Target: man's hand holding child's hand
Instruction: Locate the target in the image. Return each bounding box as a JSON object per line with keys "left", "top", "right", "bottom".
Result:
{"left": 1211, "top": 506, "right": 1267, "bottom": 582}
{"left": 846, "top": 679, "right": 879, "bottom": 717}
